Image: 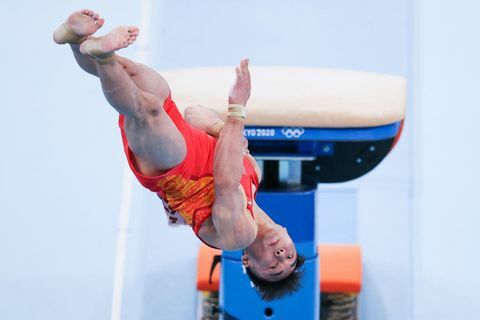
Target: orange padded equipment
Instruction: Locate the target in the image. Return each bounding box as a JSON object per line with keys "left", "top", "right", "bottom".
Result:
{"left": 196, "top": 244, "right": 362, "bottom": 293}
{"left": 319, "top": 244, "right": 362, "bottom": 293}
{"left": 197, "top": 244, "right": 221, "bottom": 291}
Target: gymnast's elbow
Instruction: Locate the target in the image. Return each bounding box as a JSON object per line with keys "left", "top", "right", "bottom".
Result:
{"left": 214, "top": 215, "right": 257, "bottom": 251}
{"left": 220, "top": 228, "right": 256, "bottom": 251}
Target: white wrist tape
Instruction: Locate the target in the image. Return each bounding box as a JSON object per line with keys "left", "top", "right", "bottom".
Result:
{"left": 227, "top": 104, "right": 247, "bottom": 120}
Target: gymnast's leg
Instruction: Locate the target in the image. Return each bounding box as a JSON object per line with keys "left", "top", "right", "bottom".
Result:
{"left": 55, "top": 10, "right": 171, "bottom": 104}
{"left": 80, "top": 29, "right": 186, "bottom": 174}
{"left": 53, "top": 9, "right": 104, "bottom": 76}
{"left": 54, "top": 11, "right": 186, "bottom": 175}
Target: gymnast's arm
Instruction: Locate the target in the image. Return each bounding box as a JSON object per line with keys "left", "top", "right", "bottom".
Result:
{"left": 211, "top": 117, "right": 257, "bottom": 250}
{"left": 210, "top": 59, "right": 257, "bottom": 250}
{"left": 184, "top": 107, "right": 263, "bottom": 183}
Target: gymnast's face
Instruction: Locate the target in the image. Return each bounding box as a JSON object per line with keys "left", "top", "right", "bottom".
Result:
{"left": 242, "top": 225, "right": 297, "bottom": 281}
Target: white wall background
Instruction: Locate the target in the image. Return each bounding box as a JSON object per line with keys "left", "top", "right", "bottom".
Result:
{"left": 412, "top": 0, "right": 480, "bottom": 319}
{"left": 0, "top": 1, "right": 142, "bottom": 319}
{"left": 0, "top": 0, "right": 478, "bottom": 319}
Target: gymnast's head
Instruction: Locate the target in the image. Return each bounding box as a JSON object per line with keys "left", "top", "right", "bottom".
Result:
{"left": 241, "top": 224, "right": 305, "bottom": 300}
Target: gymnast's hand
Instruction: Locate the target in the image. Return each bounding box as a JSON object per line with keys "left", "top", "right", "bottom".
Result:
{"left": 228, "top": 59, "right": 251, "bottom": 106}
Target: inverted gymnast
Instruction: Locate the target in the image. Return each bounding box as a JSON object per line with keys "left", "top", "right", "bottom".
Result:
{"left": 54, "top": 10, "right": 304, "bottom": 300}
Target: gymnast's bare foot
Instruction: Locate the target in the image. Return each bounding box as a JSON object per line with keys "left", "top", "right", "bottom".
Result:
{"left": 79, "top": 26, "right": 139, "bottom": 64}
{"left": 53, "top": 9, "right": 104, "bottom": 44}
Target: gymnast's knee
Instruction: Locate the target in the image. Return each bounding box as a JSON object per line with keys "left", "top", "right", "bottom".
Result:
{"left": 127, "top": 91, "right": 165, "bottom": 123}
{"left": 117, "top": 56, "right": 138, "bottom": 77}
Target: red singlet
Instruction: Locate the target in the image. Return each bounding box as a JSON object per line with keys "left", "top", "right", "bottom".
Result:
{"left": 118, "top": 95, "right": 259, "bottom": 245}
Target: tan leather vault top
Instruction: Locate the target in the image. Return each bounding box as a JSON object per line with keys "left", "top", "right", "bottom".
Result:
{"left": 161, "top": 67, "right": 406, "bottom": 128}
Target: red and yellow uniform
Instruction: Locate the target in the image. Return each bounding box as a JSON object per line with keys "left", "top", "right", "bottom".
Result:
{"left": 119, "top": 95, "right": 259, "bottom": 243}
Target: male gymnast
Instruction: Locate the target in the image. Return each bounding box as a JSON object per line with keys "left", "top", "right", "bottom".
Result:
{"left": 54, "top": 9, "right": 304, "bottom": 300}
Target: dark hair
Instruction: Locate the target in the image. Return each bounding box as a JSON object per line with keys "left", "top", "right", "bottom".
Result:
{"left": 245, "top": 254, "right": 305, "bottom": 301}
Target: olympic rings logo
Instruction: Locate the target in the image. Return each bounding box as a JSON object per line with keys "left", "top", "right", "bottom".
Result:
{"left": 281, "top": 127, "right": 305, "bottom": 139}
